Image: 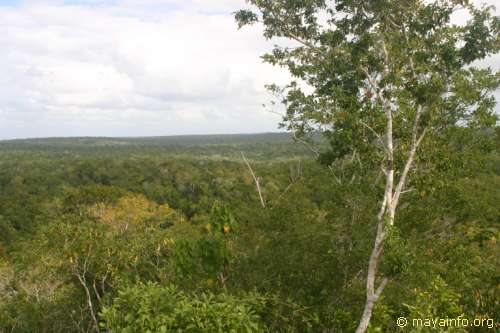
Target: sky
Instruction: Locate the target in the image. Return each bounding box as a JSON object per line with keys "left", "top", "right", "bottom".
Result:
{"left": 0, "top": 0, "right": 498, "bottom": 139}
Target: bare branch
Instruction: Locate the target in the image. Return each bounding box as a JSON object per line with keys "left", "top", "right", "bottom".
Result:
{"left": 376, "top": 195, "right": 388, "bottom": 222}
{"left": 392, "top": 105, "right": 427, "bottom": 207}
{"left": 73, "top": 246, "right": 100, "bottom": 333}
{"left": 281, "top": 28, "right": 326, "bottom": 56}
{"left": 359, "top": 120, "right": 387, "bottom": 152}
{"left": 241, "top": 152, "right": 266, "bottom": 208}
{"left": 293, "top": 130, "right": 321, "bottom": 157}
{"left": 75, "top": 273, "right": 99, "bottom": 333}
{"left": 287, "top": 32, "right": 319, "bottom": 50}
{"left": 374, "top": 277, "right": 390, "bottom": 299}
{"left": 400, "top": 188, "right": 415, "bottom": 195}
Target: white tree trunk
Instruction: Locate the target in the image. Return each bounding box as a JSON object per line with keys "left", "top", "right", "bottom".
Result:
{"left": 355, "top": 179, "right": 392, "bottom": 333}
{"left": 355, "top": 101, "right": 425, "bottom": 332}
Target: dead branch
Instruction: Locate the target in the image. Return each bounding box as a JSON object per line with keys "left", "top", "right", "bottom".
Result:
{"left": 241, "top": 152, "right": 266, "bottom": 208}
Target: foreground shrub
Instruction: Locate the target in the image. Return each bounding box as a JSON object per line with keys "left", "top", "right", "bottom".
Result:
{"left": 100, "top": 283, "right": 264, "bottom": 333}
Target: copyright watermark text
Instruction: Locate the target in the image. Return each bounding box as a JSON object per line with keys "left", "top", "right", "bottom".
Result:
{"left": 396, "top": 316, "right": 496, "bottom": 329}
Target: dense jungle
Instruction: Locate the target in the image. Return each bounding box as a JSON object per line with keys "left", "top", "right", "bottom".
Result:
{"left": 0, "top": 131, "right": 498, "bottom": 332}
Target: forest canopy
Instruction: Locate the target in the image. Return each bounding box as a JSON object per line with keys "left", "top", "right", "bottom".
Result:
{"left": 0, "top": 130, "right": 498, "bottom": 332}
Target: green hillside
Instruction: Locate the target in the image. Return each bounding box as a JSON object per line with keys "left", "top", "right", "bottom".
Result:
{"left": 0, "top": 133, "right": 322, "bottom": 160}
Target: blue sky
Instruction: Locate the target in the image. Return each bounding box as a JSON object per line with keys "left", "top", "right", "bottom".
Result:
{"left": 0, "top": 0, "right": 19, "bottom": 6}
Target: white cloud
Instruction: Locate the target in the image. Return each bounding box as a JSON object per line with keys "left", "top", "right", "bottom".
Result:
{"left": 0, "top": 0, "right": 498, "bottom": 139}
{"left": 0, "top": 0, "right": 287, "bottom": 139}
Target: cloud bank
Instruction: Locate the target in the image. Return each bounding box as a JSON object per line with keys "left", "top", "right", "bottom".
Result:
{"left": 0, "top": 0, "right": 290, "bottom": 139}
{"left": 0, "top": 0, "right": 498, "bottom": 139}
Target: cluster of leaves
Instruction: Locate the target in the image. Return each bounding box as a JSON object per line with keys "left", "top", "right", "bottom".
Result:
{"left": 171, "top": 202, "right": 236, "bottom": 285}
{"left": 100, "top": 283, "right": 264, "bottom": 333}
{"left": 403, "top": 277, "right": 467, "bottom": 333}
{"left": 380, "top": 225, "right": 412, "bottom": 277}
{"left": 101, "top": 282, "right": 322, "bottom": 333}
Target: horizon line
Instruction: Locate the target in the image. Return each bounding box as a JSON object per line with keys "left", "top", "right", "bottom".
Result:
{"left": 0, "top": 131, "right": 293, "bottom": 142}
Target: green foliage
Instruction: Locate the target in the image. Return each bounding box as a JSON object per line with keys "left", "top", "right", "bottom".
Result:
{"left": 0, "top": 133, "right": 498, "bottom": 332}
{"left": 0, "top": 286, "right": 87, "bottom": 333}
{"left": 403, "top": 277, "right": 467, "bottom": 333}
{"left": 100, "top": 283, "right": 264, "bottom": 333}
{"left": 208, "top": 201, "right": 237, "bottom": 235}
{"left": 171, "top": 235, "right": 231, "bottom": 282}
{"left": 0, "top": 216, "right": 15, "bottom": 244}
{"left": 380, "top": 226, "right": 412, "bottom": 277}
{"left": 101, "top": 282, "right": 321, "bottom": 333}
{"left": 172, "top": 202, "right": 236, "bottom": 284}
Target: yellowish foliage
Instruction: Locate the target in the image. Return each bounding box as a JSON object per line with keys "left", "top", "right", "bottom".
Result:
{"left": 88, "top": 195, "right": 179, "bottom": 231}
